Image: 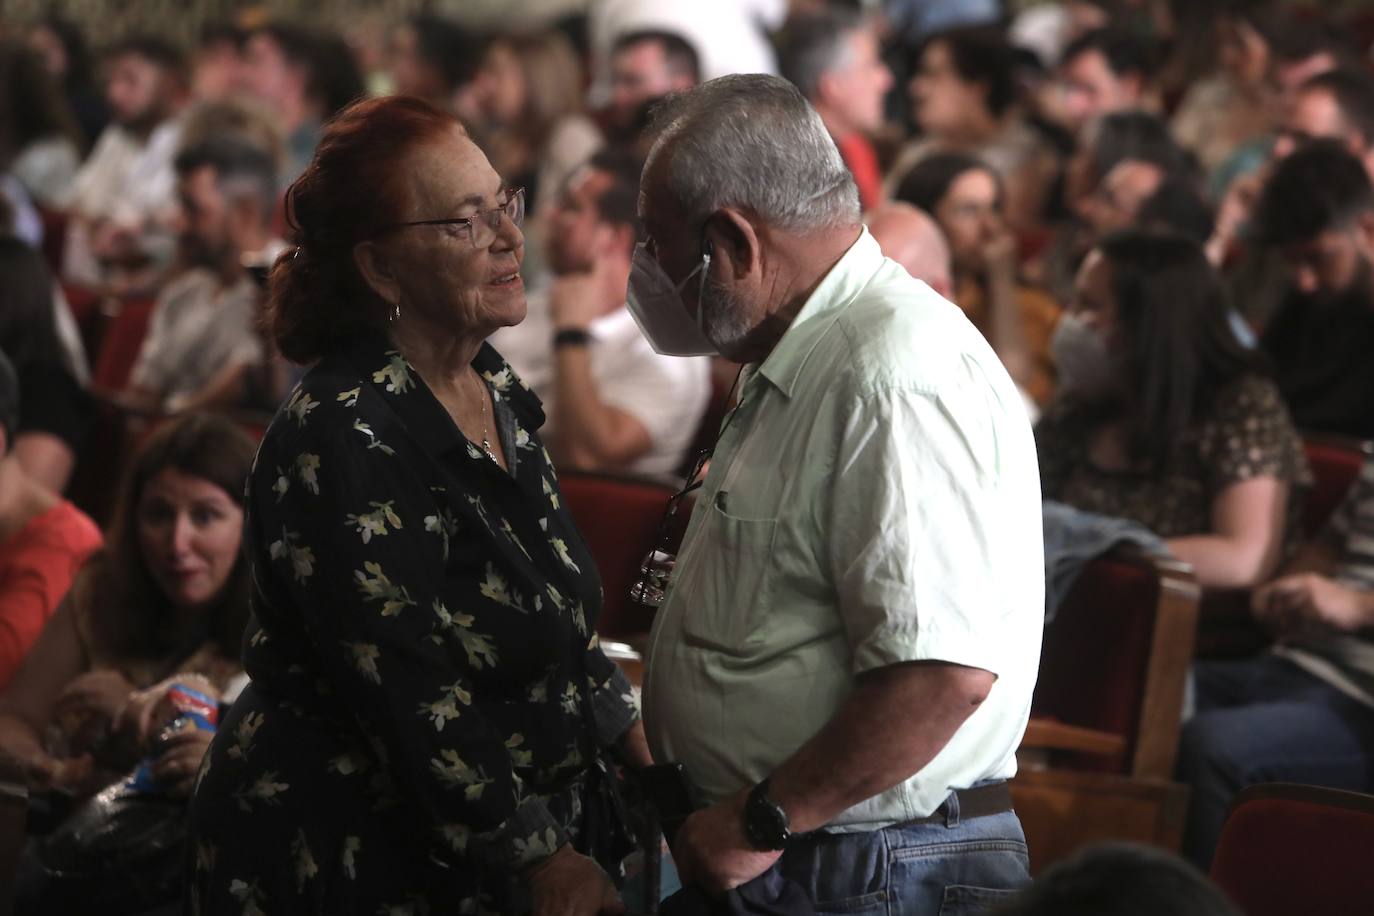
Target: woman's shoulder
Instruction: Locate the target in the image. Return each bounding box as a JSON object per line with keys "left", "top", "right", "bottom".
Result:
{"left": 1207, "top": 373, "right": 1290, "bottom": 423}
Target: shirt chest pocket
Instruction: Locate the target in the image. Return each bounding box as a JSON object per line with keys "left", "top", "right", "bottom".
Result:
{"left": 678, "top": 492, "right": 779, "bottom": 655}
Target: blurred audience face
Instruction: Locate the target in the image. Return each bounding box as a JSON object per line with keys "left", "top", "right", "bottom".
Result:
{"left": 1273, "top": 50, "right": 1339, "bottom": 110}
{"left": 1060, "top": 49, "right": 1141, "bottom": 132}
{"left": 609, "top": 39, "right": 696, "bottom": 127}
{"left": 931, "top": 166, "right": 1003, "bottom": 275}
{"left": 1219, "top": 16, "right": 1270, "bottom": 89}
{"left": 817, "top": 26, "right": 892, "bottom": 136}
{"left": 1084, "top": 159, "right": 1164, "bottom": 237}
{"left": 137, "top": 467, "right": 244, "bottom": 613}
{"left": 544, "top": 166, "right": 622, "bottom": 275}
{"left": 27, "top": 25, "right": 67, "bottom": 80}
{"left": 1279, "top": 223, "right": 1374, "bottom": 300}
{"left": 389, "top": 24, "right": 432, "bottom": 99}
{"left": 239, "top": 32, "right": 304, "bottom": 115}
{"left": 174, "top": 165, "right": 242, "bottom": 270}
{"left": 1274, "top": 85, "right": 1356, "bottom": 160}
{"left": 465, "top": 41, "right": 526, "bottom": 127}
{"left": 867, "top": 202, "right": 953, "bottom": 297}
{"left": 107, "top": 51, "right": 175, "bottom": 133}
{"left": 193, "top": 36, "right": 242, "bottom": 102}
{"left": 911, "top": 40, "right": 989, "bottom": 136}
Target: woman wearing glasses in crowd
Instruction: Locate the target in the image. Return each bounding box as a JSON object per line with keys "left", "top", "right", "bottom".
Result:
{"left": 187, "top": 95, "right": 650, "bottom": 916}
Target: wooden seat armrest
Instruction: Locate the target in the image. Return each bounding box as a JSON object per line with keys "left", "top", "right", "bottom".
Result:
{"left": 1020, "top": 718, "right": 1128, "bottom": 758}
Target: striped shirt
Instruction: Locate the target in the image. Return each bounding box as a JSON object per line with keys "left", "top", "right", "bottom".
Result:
{"left": 1277, "top": 457, "right": 1374, "bottom": 706}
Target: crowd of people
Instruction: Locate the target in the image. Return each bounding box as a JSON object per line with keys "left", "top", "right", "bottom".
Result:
{"left": 0, "top": 0, "right": 1373, "bottom": 913}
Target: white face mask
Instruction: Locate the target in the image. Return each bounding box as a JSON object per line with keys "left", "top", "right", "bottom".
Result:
{"left": 1051, "top": 312, "right": 1117, "bottom": 398}
{"left": 626, "top": 242, "right": 717, "bottom": 357}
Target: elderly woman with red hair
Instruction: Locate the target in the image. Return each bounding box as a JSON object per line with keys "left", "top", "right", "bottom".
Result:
{"left": 187, "top": 96, "right": 648, "bottom": 916}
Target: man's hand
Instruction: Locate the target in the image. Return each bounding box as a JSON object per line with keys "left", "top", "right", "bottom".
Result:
{"left": 672, "top": 789, "right": 782, "bottom": 895}
{"left": 1253, "top": 573, "right": 1374, "bottom": 639}
{"left": 150, "top": 724, "right": 214, "bottom": 799}
{"left": 550, "top": 271, "right": 606, "bottom": 332}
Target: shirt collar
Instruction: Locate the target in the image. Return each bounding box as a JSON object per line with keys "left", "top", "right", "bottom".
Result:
{"left": 338, "top": 334, "right": 546, "bottom": 458}
{"left": 755, "top": 228, "right": 881, "bottom": 399}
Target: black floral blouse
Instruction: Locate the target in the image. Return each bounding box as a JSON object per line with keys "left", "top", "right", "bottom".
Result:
{"left": 1036, "top": 374, "right": 1312, "bottom": 552}
{"left": 187, "top": 336, "right": 638, "bottom": 915}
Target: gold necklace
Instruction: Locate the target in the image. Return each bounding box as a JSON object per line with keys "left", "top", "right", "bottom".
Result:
{"left": 470, "top": 370, "right": 497, "bottom": 462}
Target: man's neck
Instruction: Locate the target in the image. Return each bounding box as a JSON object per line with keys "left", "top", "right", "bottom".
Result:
{"left": 737, "top": 224, "right": 863, "bottom": 364}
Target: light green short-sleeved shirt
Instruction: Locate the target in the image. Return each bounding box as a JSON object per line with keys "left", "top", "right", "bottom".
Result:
{"left": 642, "top": 229, "right": 1045, "bottom": 831}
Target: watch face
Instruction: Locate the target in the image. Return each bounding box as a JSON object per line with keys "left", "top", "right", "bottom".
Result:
{"left": 746, "top": 783, "right": 790, "bottom": 850}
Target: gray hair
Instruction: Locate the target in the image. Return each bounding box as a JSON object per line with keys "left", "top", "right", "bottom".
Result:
{"left": 777, "top": 8, "right": 864, "bottom": 101}
{"left": 646, "top": 74, "right": 861, "bottom": 234}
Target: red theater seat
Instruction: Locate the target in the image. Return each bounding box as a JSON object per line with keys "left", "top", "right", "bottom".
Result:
{"left": 91, "top": 296, "right": 156, "bottom": 391}
{"left": 558, "top": 471, "right": 688, "bottom": 640}
{"left": 1301, "top": 434, "right": 1372, "bottom": 537}
{"left": 1014, "top": 551, "right": 1201, "bottom": 873}
{"left": 1211, "top": 783, "right": 1374, "bottom": 916}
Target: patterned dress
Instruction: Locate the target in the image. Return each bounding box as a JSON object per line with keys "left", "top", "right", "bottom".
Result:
{"left": 187, "top": 337, "right": 639, "bottom": 915}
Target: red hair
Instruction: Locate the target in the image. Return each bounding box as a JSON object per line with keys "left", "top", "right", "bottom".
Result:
{"left": 267, "top": 95, "right": 461, "bottom": 364}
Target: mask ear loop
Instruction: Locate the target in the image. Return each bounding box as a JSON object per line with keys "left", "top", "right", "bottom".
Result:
{"left": 695, "top": 248, "right": 712, "bottom": 335}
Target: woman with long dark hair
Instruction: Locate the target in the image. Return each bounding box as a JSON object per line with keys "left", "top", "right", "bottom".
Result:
{"left": 1036, "top": 230, "right": 1309, "bottom": 588}
{"left": 0, "top": 412, "right": 254, "bottom": 790}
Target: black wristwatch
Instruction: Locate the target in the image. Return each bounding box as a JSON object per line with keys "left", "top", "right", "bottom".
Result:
{"left": 553, "top": 328, "right": 592, "bottom": 348}
{"left": 743, "top": 778, "right": 791, "bottom": 850}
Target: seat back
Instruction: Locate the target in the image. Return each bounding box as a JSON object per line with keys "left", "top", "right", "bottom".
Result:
{"left": 1302, "top": 435, "right": 1372, "bottom": 536}
{"left": 558, "top": 471, "right": 684, "bottom": 639}
{"left": 1032, "top": 552, "right": 1200, "bottom": 778}
{"left": 92, "top": 296, "right": 156, "bottom": 391}
{"left": 1211, "top": 783, "right": 1374, "bottom": 916}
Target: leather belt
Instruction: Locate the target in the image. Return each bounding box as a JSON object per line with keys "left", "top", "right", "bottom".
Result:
{"left": 905, "top": 781, "right": 1014, "bottom": 826}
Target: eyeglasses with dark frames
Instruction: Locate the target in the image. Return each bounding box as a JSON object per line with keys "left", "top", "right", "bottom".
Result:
{"left": 377, "top": 186, "right": 526, "bottom": 249}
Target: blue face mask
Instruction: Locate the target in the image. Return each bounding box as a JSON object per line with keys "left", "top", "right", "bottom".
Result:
{"left": 625, "top": 242, "right": 717, "bottom": 357}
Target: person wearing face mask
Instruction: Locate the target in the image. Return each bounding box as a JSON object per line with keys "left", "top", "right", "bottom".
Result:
{"left": 1037, "top": 231, "right": 1309, "bottom": 591}
{"left": 633, "top": 75, "right": 1043, "bottom": 911}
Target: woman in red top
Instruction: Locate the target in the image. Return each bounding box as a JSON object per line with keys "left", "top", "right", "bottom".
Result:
{"left": 0, "top": 350, "right": 101, "bottom": 688}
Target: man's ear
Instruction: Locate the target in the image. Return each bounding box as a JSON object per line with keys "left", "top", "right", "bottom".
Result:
{"left": 353, "top": 239, "right": 400, "bottom": 306}
{"left": 701, "top": 207, "right": 760, "bottom": 281}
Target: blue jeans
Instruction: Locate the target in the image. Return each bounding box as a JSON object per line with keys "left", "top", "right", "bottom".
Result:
{"left": 1176, "top": 654, "right": 1374, "bottom": 869}
{"left": 774, "top": 795, "right": 1030, "bottom": 916}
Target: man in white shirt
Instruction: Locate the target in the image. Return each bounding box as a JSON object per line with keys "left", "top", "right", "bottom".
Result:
{"left": 634, "top": 75, "right": 1043, "bottom": 909}
{"left": 62, "top": 36, "right": 189, "bottom": 288}
{"left": 127, "top": 135, "right": 285, "bottom": 414}
{"left": 588, "top": 0, "right": 785, "bottom": 104}
{"left": 489, "top": 149, "right": 709, "bottom": 479}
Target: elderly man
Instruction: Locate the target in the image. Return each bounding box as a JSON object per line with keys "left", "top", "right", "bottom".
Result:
{"left": 635, "top": 75, "right": 1043, "bottom": 910}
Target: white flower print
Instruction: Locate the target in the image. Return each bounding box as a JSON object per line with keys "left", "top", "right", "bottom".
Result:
{"left": 353, "top": 561, "right": 416, "bottom": 616}
{"left": 342, "top": 835, "right": 361, "bottom": 879}
{"left": 295, "top": 453, "right": 321, "bottom": 495}
{"left": 337, "top": 386, "right": 360, "bottom": 407}
{"left": 346, "top": 501, "right": 404, "bottom": 544}
{"left": 418, "top": 680, "right": 472, "bottom": 730}
{"left": 352, "top": 419, "right": 396, "bottom": 456}
{"left": 269, "top": 529, "right": 315, "bottom": 583}
{"left": 345, "top": 642, "right": 383, "bottom": 684}
{"left": 285, "top": 389, "right": 320, "bottom": 428}
{"left": 550, "top": 537, "right": 581, "bottom": 574}
{"left": 373, "top": 352, "right": 414, "bottom": 394}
